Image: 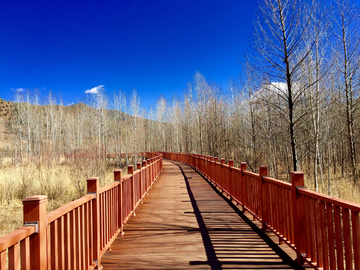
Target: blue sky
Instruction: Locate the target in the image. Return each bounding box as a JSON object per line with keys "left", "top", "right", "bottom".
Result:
{"left": 0, "top": 0, "right": 257, "bottom": 110}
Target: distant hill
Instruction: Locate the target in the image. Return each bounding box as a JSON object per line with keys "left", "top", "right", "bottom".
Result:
{"left": 0, "top": 98, "right": 12, "bottom": 117}
{"left": 0, "top": 99, "right": 13, "bottom": 149}
{"left": 0, "top": 99, "right": 140, "bottom": 151}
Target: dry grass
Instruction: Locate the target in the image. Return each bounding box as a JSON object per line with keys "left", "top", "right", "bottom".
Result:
{"left": 0, "top": 158, "right": 122, "bottom": 238}
{"left": 270, "top": 163, "right": 360, "bottom": 205}
{"left": 304, "top": 173, "right": 360, "bottom": 204}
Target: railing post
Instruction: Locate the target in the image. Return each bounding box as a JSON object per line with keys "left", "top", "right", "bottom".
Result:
{"left": 259, "top": 166, "right": 268, "bottom": 231}
{"left": 114, "top": 170, "right": 124, "bottom": 235}
{"left": 149, "top": 158, "right": 153, "bottom": 183}
{"left": 291, "top": 172, "right": 306, "bottom": 265}
{"left": 142, "top": 161, "right": 148, "bottom": 195}
{"left": 209, "top": 156, "right": 213, "bottom": 180}
{"left": 22, "top": 195, "right": 47, "bottom": 270}
{"left": 220, "top": 158, "right": 225, "bottom": 190}
{"left": 137, "top": 162, "right": 142, "bottom": 203}
{"left": 229, "top": 160, "right": 234, "bottom": 200}
{"left": 86, "top": 177, "right": 101, "bottom": 269}
{"left": 240, "top": 162, "right": 247, "bottom": 212}
{"left": 214, "top": 157, "right": 219, "bottom": 185}
{"left": 147, "top": 159, "right": 151, "bottom": 190}
{"left": 128, "top": 165, "right": 135, "bottom": 216}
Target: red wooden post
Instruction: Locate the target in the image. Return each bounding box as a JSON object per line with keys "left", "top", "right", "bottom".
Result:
{"left": 142, "top": 161, "right": 148, "bottom": 194}
{"left": 137, "top": 162, "right": 142, "bottom": 204}
{"left": 114, "top": 170, "right": 123, "bottom": 235}
{"left": 87, "top": 177, "right": 101, "bottom": 269}
{"left": 128, "top": 165, "right": 135, "bottom": 216}
{"left": 150, "top": 158, "right": 154, "bottom": 182}
{"left": 22, "top": 195, "right": 47, "bottom": 270}
{"left": 213, "top": 157, "right": 218, "bottom": 184}
{"left": 240, "top": 162, "right": 247, "bottom": 212}
{"left": 229, "top": 160, "right": 234, "bottom": 199}
{"left": 259, "top": 166, "right": 268, "bottom": 231}
{"left": 147, "top": 159, "right": 151, "bottom": 189}
{"left": 221, "top": 158, "right": 225, "bottom": 191}
{"left": 291, "top": 171, "right": 306, "bottom": 265}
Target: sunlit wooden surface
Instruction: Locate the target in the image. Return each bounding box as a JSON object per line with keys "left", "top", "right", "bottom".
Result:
{"left": 101, "top": 160, "right": 303, "bottom": 269}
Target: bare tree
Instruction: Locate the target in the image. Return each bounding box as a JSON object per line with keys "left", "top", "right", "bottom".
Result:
{"left": 251, "top": 0, "right": 319, "bottom": 172}
{"left": 332, "top": 0, "right": 360, "bottom": 179}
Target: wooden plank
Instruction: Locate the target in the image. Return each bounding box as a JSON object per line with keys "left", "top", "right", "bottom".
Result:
{"left": 46, "top": 222, "right": 51, "bottom": 269}
{"left": 288, "top": 187, "right": 294, "bottom": 244}
{"left": 70, "top": 210, "right": 77, "bottom": 269}
{"left": 20, "top": 237, "right": 30, "bottom": 270}
{"left": 319, "top": 201, "right": 329, "bottom": 270}
{"left": 8, "top": 242, "right": 19, "bottom": 270}
{"left": 88, "top": 201, "right": 94, "bottom": 266}
{"left": 50, "top": 220, "right": 58, "bottom": 269}
{"left": 64, "top": 212, "right": 71, "bottom": 270}
{"left": 314, "top": 199, "right": 323, "bottom": 267}
{"left": 81, "top": 204, "right": 86, "bottom": 270}
{"left": 326, "top": 202, "right": 336, "bottom": 270}
{"left": 343, "top": 208, "right": 353, "bottom": 270}
{"left": 58, "top": 216, "right": 65, "bottom": 270}
{"left": 0, "top": 250, "right": 5, "bottom": 270}
{"left": 352, "top": 211, "right": 360, "bottom": 270}
{"left": 84, "top": 202, "right": 90, "bottom": 269}
{"left": 75, "top": 207, "right": 81, "bottom": 270}
{"left": 335, "top": 205, "right": 345, "bottom": 270}
{"left": 304, "top": 196, "right": 313, "bottom": 259}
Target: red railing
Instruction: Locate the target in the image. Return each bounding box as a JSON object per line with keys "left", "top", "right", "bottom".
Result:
{"left": 0, "top": 152, "right": 162, "bottom": 270}
{"left": 162, "top": 152, "right": 360, "bottom": 270}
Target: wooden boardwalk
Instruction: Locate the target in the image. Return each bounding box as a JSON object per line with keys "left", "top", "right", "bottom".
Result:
{"left": 101, "top": 160, "right": 304, "bottom": 270}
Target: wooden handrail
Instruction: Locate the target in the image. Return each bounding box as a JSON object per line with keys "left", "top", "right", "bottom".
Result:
{"left": 298, "top": 188, "right": 360, "bottom": 211}
{"left": 99, "top": 181, "right": 120, "bottom": 194}
{"left": 0, "top": 152, "right": 163, "bottom": 270}
{"left": 162, "top": 151, "right": 360, "bottom": 270}
{"left": 46, "top": 194, "right": 95, "bottom": 223}
{"left": 0, "top": 226, "right": 35, "bottom": 252}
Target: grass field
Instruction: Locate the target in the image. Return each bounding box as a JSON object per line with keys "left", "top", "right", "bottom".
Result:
{"left": 0, "top": 158, "right": 122, "bottom": 237}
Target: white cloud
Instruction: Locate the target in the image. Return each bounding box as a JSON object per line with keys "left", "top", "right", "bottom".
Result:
{"left": 16, "top": 88, "right": 25, "bottom": 92}
{"left": 85, "top": 85, "right": 104, "bottom": 94}
{"left": 268, "top": 82, "right": 288, "bottom": 93}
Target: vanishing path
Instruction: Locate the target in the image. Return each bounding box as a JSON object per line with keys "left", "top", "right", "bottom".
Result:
{"left": 101, "top": 160, "right": 303, "bottom": 270}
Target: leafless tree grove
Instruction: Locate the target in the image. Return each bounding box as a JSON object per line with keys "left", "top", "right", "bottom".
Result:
{"left": 3, "top": 0, "right": 360, "bottom": 197}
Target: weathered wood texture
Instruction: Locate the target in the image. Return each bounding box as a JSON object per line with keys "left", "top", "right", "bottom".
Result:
{"left": 101, "top": 160, "right": 300, "bottom": 269}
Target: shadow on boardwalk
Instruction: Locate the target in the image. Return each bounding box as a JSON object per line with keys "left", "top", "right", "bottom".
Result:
{"left": 101, "top": 160, "right": 306, "bottom": 270}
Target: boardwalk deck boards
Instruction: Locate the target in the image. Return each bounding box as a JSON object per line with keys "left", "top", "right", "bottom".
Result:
{"left": 101, "top": 160, "right": 299, "bottom": 269}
